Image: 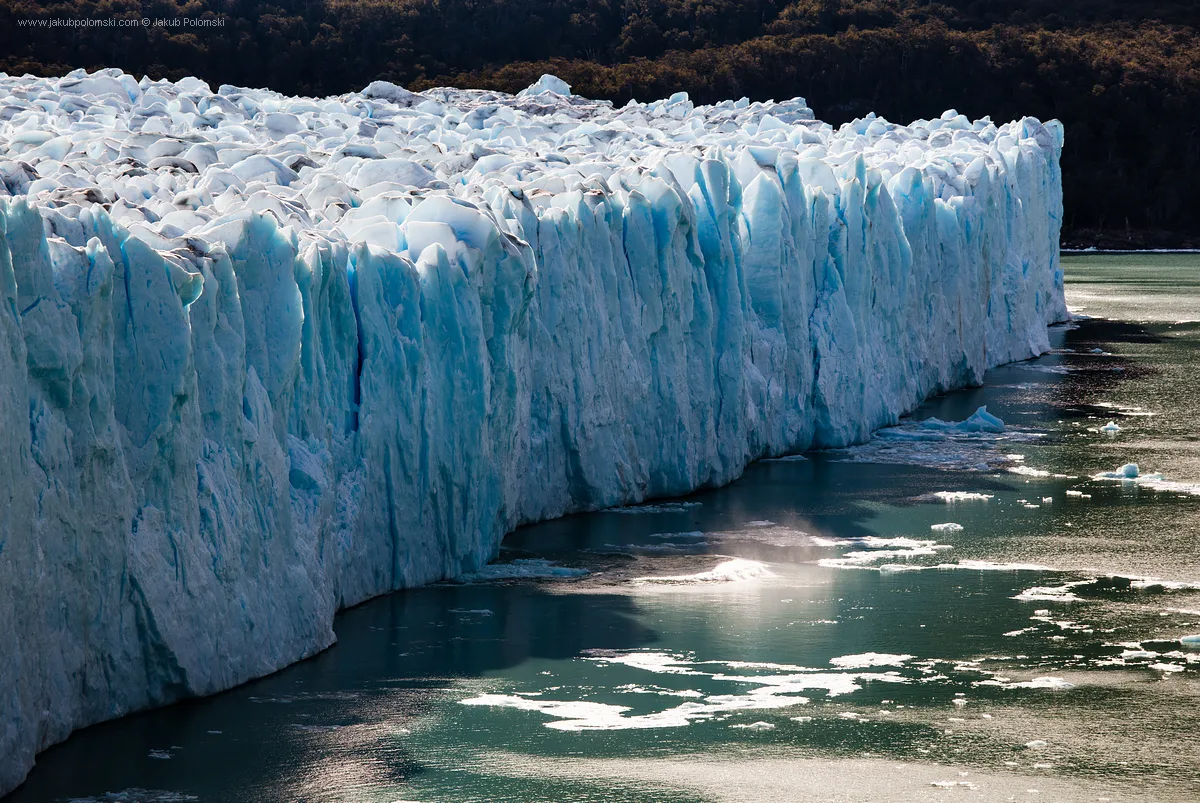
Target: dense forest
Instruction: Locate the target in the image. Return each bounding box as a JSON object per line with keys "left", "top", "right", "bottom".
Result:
{"left": 1, "top": 0, "right": 1198, "bottom": 246}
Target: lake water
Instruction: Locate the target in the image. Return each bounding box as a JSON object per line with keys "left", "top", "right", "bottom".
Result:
{"left": 8, "top": 254, "right": 1200, "bottom": 803}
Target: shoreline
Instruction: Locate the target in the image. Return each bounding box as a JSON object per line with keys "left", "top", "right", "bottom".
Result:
{"left": 1061, "top": 248, "right": 1200, "bottom": 255}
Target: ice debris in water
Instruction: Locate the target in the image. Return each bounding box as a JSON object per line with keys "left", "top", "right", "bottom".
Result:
{"left": 917, "top": 406, "right": 1006, "bottom": 434}
{"left": 1099, "top": 463, "right": 1141, "bottom": 479}
{"left": 1093, "top": 464, "right": 1200, "bottom": 496}
{"left": 930, "top": 522, "right": 964, "bottom": 533}
{"left": 67, "top": 793, "right": 198, "bottom": 803}
{"left": 633, "top": 558, "right": 771, "bottom": 584}
{"left": 458, "top": 559, "right": 588, "bottom": 582}
{"left": 0, "top": 66, "right": 1067, "bottom": 794}
{"left": 1001, "top": 677, "right": 1075, "bottom": 690}
{"left": 463, "top": 650, "right": 914, "bottom": 731}
{"left": 829, "top": 653, "right": 914, "bottom": 668}
{"left": 931, "top": 492, "right": 995, "bottom": 503}
{"left": 1100, "top": 421, "right": 1121, "bottom": 433}
{"left": 833, "top": 406, "right": 1032, "bottom": 472}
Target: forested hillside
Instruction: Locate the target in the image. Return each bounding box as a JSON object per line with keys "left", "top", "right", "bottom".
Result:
{"left": 2, "top": 0, "right": 1197, "bottom": 246}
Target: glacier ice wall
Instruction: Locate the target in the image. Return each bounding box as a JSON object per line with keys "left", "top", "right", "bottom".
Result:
{"left": 0, "top": 69, "right": 1065, "bottom": 793}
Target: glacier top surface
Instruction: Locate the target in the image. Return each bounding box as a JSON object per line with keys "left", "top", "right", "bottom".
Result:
{"left": 0, "top": 68, "right": 1061, "bottom": 261}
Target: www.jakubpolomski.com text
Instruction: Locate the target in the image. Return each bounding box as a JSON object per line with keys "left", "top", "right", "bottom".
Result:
{"left": 17, "top": 17, "right": 226, "bottom": 29}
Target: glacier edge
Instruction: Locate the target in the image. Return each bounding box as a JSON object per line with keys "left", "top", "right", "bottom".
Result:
{"left": 0, "top": 72, "right": 1065, "bottom": 795}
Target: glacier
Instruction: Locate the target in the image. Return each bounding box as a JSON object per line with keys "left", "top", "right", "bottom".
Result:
{"left": 0, "top": 68, "right": 1065, "bottom": 793}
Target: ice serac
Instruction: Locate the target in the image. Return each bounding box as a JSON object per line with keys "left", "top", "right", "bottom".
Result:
{"left": 0, "top": 69, "right": 1066, "bottom": 793}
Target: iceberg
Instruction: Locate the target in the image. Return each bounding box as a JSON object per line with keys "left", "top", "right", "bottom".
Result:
{"left": 0, "top": 68, "right": 1065, "bottom": 793}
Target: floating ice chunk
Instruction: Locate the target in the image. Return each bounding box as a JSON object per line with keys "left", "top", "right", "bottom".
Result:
{"left": 931, "top": 492, "right": 995, "bottom": 503}
{"left": 1025, "top": 739, "right": 1048, "bottom": 748}
{"left": 615, "top": 684, "right": 704, "bottom": 699}
{"left": 634, "top": 558, "right": 770, "bottom": 584}
{"left": 1006, "top": 677, "right": 1075, "bottom": 690}
{"left": 931, "top": 523, "right": 964, "bottom": 533}
{"left": 1100, "top": 421, "right": 1121, "bottom": 433}
{"left": 586, "top": 652, "right": 706, "bottom": 675}
{"left": 462, "top": 679, "right": 812, "bottom": 731}
{"left": 730, "top": 721, "right": 776, "bottom": 730}
{"left": 1092, "top": 464, "right": 1200, "bottom": 495}
{"left": 818, "top": 536, "right": 950, "bottom": 569}
{"left": 829, "top": 653, "right": 914, "bottom": 669}
{"left": 917, "top": 406, "right": 1006, "bottom": 434}
{"left": 1014, "top": 583, "right": 1083, "bottom": 602}
{"left": 1009, "top": 465, "right": 1056, "bottom": 478}
{"left": 1180, "top": 635, "right": 1200, "bottom": 648}
{"left": 1098, "top": 462, "right": 1140, "bottom": 479}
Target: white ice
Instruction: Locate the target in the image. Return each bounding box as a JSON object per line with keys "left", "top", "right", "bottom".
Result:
{"left": 633, "top": 558, "right": 772, "bottom": 584}
{"left": 1093, "top": 463, "right": 1200, "bottom": 496}
{"left": 829, "top": 653, "right": 914, "bottom": 669}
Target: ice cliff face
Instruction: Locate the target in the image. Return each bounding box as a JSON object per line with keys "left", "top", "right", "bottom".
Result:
{"left": 0, "top": 69, "right": 1065, "bottom": 793}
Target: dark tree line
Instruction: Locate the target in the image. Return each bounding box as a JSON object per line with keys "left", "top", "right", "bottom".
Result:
{"left": 1, "top": 0, "right": 1198, "bottom": 246}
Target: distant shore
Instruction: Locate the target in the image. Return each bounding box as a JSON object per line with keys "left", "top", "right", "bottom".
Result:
{"left": 1061, "top": 229, "right": 1200, "bottom": 252}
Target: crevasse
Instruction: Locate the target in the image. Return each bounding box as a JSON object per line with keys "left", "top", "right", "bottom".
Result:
{"left": 0, "top": 70, "right": 1065, "bottom": 793}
